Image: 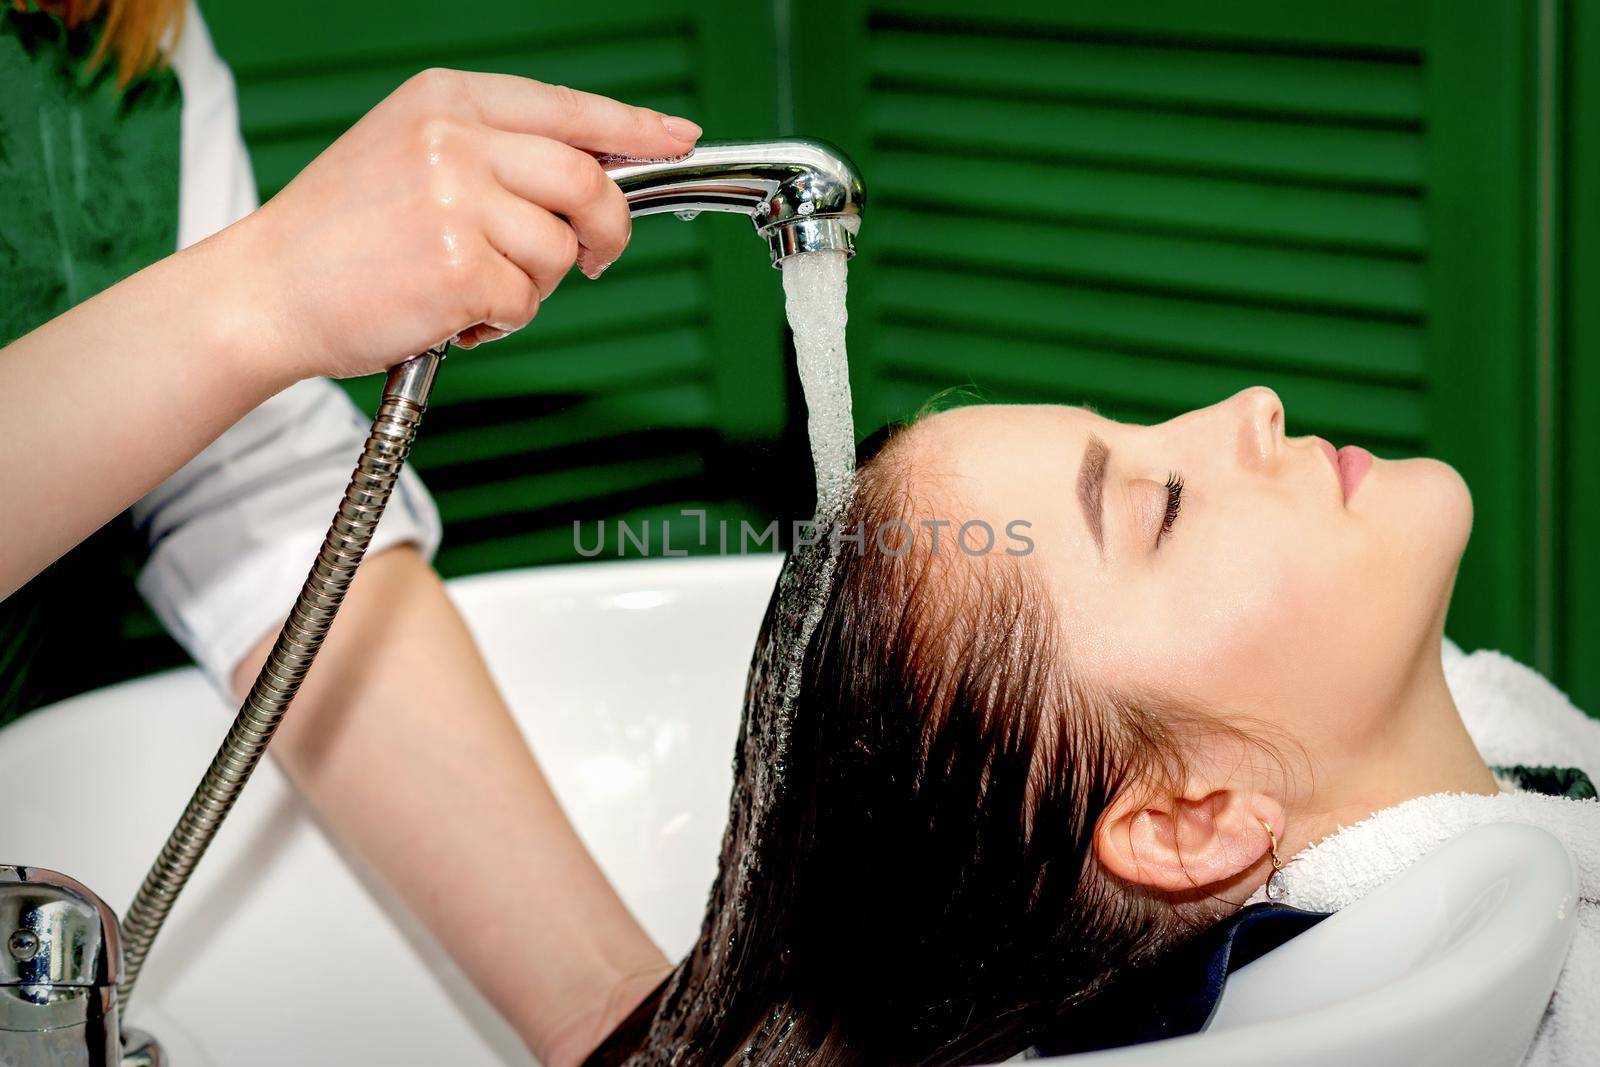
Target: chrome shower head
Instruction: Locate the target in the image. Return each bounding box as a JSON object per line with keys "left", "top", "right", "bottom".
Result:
{"left": 604, "top": 138, "right": 864, "bottom": 267}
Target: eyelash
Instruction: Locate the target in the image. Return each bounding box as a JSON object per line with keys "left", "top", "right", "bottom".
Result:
{"left": 1159, "top": 472, "right": 1184, "bottom": 544}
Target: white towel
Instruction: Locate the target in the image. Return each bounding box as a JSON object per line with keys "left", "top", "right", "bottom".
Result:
{"left": 1441, "top": 640, "right": 1600, "bottom": 778}
{"left": 1244, "top": 642, "right": 1600, "bottom": 1066}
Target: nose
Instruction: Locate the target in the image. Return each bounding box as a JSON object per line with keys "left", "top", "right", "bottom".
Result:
{"left": 1230, "top": 386, "right": 1284, "bottom": 468}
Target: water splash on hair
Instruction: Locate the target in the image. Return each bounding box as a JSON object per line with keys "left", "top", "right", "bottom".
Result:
{"left": 622, "top": 252, "right": 858, "bottom": 1062}
{"left": 775, "top": 249, "right": 858, "bottom": 737}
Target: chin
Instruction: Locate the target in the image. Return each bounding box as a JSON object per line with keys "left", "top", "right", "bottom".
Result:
{"left": 1419, "top": 457, "right": 1473, "bottom": 555}
{"left": 1382, "top": 455, "right": 1472, "bottom": 598}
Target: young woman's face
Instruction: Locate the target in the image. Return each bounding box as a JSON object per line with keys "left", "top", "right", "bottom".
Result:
{"left": 905, "top": 388, "right": 1472, "bottom": 764}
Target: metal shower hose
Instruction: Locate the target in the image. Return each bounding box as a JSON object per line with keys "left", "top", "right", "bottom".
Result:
{"left": 110, "top": 138, "right": 864, "bottom": 1017}
{"left": 117, "top": 345, "right": 447, "bottom": 1012}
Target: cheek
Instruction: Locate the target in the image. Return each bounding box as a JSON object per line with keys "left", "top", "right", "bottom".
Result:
{"left": 1059, "top": 542, "right": 1296, "bottom": 707}
{"left": 1076, "top": 522, "right": 1378, "bottom": 723}
{"left": 1158, "top": 543, "right": 1317, "bottom": 706}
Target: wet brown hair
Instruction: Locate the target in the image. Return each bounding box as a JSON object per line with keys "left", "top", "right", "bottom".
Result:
{"left": 595, "top": 418, "right": 1262, "bottom": 1065}
{"left": 13, "top": 0, "right": 185, "bottom": 85}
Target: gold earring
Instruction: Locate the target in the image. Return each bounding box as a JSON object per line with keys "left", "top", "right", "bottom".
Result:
{"left": 1259, "top": 818, "right": 1285, "bottom": 900}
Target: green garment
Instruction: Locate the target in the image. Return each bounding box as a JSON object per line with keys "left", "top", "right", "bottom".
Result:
{"left": 0, "top": 7, "right": 181, "bottom": 725}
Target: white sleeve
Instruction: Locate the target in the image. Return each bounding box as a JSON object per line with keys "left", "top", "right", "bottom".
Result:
{"left": 132, "top": 380, "right": 442, "bottom": 690}
{"left": 134, "top": 3, "right": 442, "bottom": 693}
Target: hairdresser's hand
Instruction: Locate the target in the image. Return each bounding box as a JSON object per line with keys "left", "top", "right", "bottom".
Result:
{"left": 225, "top": 68, "right": 701, "bottom": 382}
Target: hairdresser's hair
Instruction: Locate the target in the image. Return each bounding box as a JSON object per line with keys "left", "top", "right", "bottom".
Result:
{"left": 13, "top": 0, "right": 185, "bottom": 85}
{"left": 598, "top": 421, "right": 1242, "bottom": 1066}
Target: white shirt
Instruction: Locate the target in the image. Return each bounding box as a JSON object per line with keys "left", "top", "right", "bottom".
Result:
{"left": 131, "top": 4, "right": 441, "bottom": 693}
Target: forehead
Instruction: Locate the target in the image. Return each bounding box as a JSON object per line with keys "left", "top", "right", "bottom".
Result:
{"left": 900, "top": 403, "right": 1112, "bottom": 636}
{"left": 905, "top": 404, "right": 1101, "bottom": 466}
{"left": 889, "top": 404, "right": 1106, "bottom": 526}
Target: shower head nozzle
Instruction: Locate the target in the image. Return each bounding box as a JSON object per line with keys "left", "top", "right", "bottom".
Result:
{"left": 603, "top": 138, "right": 864, "bottom": 267}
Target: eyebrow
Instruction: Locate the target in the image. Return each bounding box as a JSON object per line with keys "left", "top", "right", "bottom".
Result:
{"left": 1078, "top": 434, "right": 1109, "bottom": 552}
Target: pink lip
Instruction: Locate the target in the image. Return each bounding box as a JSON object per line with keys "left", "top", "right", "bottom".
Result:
{"left": 1336, "top": 445, "right": 1373, "bottom": 502}
{"left": 1312, "top": 438, "right": 1373, "bottom": 503}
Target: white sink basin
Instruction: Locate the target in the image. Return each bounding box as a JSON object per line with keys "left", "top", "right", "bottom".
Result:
{"left": 0, "top": 556, "right": 1577, "bottom": 1065}
{"left": 0, "top": 556, "right": 780, "bottom": 1066}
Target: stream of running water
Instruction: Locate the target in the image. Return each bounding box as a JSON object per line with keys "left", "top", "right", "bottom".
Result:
{"left": 781, "top": 249, "right": 855, "bottom": 518}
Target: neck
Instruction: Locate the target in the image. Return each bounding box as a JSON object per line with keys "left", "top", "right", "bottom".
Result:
{"left": 1286, "top": 641, "right": 1501, "bottom": 861}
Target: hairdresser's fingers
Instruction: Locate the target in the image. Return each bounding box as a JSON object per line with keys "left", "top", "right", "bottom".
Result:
{"left": 451, "top": 242, "right": 542, "bottom": 351}
{"left": 460, "top": 71, "right": 701, "bottom": 159}
{"left": 454, "top": 324, "right": 508, "bottom": 348}
{"left": 482, "top": 194, "right": 582, "bottom": 301}
{"left": 486, "top": 132, "right": 631, "bottom": 276}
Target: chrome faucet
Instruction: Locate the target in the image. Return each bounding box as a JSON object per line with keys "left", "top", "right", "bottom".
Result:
{"left": 604, "top": 138, "right": 863, "bottom": 266}
{"left": 2, "top": 136, "right": 862, "bottom": 1066}
{"left": 385, "top": 139, "right": 863, "bottom": 407}
{"left": 1, "top": 865, "right": 162, "bottom": 1065}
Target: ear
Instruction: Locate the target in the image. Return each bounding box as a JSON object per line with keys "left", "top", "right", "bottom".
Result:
{"left": 1094, "top": 785, "right": 1284, "bottom": 894}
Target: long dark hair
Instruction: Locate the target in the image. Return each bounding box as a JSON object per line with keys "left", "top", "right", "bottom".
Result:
{"left": 599, "top": 424, "right": 1222, "bottom": 1065}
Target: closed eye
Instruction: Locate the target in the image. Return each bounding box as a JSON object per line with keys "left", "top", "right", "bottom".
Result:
{"left": 1157, "top": 472, "right": 1184, "bottom": 546}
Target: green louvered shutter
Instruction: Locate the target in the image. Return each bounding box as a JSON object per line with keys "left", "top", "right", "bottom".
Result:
{"left": 7, "top": 1, "right": 1586, "bottom": 711}
{"left": 206, "top": 0, "right": 794, "bottom": 575}
{"left": 1563, "top": 0, "right": 1600, "bottom": 714}
{"left": 792, "top": 0, "right": 1549, "bottom": 670}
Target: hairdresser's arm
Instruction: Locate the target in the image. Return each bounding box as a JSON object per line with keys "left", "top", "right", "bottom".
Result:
{"left": 0, "top": 68, "right": 700, "bottom": 599}
{"left": 0, "top": 233, "right": 284, "bottom": 598}
{"left": 232, "top": 545, "right": 671, "bottom": 1067}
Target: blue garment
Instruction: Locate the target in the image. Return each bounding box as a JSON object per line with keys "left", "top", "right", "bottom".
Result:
{"left": 1032, "top": 902, "right": 1329, "bottom": 1056}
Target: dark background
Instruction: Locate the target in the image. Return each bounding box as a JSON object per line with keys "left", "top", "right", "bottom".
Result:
{"left": 120, "top": 0, "right": 1598, "bottom": 715}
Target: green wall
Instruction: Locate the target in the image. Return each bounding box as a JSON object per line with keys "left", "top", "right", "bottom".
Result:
{"left": 195, "top": 1, "right": 1594, "bottom": 710}
{"left": 206, "top": 0, "right": 800, "bottom": 578}
{"left": 1564, "top": 0, "right": 1600, "bottom": 724}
